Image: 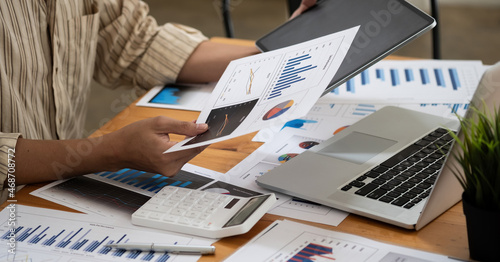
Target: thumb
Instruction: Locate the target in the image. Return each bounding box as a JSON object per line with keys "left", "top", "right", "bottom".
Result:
{"left": 152, "top": 116, "right": 208, "bottom": 136}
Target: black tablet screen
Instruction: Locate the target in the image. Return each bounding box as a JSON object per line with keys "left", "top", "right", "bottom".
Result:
{"left": 256, "top": 0, "right": 435, "bottom": 95}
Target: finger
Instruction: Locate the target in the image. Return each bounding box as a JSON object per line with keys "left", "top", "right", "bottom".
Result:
{"left": 290, "top": 0, "right": 317, "bottom": 19}
{"left": 152, "top": 116, "right": 208, "bottom": 136}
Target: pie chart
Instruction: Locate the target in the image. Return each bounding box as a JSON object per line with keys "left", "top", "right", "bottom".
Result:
{"left": 278, "top": 153, "right": 298, "bottom": 163}
{"left": 263, "top": 100, "right": 294, "bottom": 120}
{"left": 299, "top": 141, "right": 319, "bottom": 149}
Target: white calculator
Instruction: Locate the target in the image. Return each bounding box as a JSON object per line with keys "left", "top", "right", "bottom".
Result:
{"left": 131, "top": 186, "right": 276, "bottom": 238}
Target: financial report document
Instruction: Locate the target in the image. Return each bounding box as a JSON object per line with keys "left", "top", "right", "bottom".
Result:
{"left": 165, "top": 26, "right": 359, "bottom": 152}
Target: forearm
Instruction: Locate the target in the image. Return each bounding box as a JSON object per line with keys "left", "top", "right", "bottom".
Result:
{"left": 13, "top": 136, "right": 117, "bottom": 185}
{"left": 177, "top": 41, "right": 260, "bottom": 83}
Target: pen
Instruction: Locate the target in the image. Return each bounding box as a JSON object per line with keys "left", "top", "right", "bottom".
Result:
{"left": 104, "top": 243, "right": 215, "bottom": 255}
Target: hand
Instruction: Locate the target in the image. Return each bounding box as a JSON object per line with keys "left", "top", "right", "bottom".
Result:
{"left": 290, "top": 0, "right": 317, "bottom": 19}
{"left": 106, "top": 116, "right": 209, "bottom": 177}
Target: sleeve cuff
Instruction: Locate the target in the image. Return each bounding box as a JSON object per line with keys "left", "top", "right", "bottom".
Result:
{"left": 0, "top": 133, "right": 22, "bottom": 204}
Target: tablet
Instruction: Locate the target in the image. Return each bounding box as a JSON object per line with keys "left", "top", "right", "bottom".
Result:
{"left": 256, "top": 0, "right": 435, "bottom": 95}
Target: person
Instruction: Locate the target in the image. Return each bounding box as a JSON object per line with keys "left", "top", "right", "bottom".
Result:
{"left": 0, "top": 0, "right": 315, "bottom": 203}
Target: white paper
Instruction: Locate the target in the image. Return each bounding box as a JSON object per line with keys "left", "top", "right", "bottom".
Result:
{"left": 136, "top": 82, "right": 216, "bottom": 111}
{"left": 165, "top": 26, "right": 359, "bottom": 152}
{"left": 253, "top": 101, "right": 471, "bottom": 143}
{"left": 0, "top": 205, "right": 214, "bottom": 262}
{"left": 226, "top": 220, "right": 455, "bottom": 262}
{"left": 322, "top": 59, "right": 485, "bottom": 104}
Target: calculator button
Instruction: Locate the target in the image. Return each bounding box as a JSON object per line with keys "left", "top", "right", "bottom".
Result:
{"left": 204, "top": 193, "right": 219, "bottom": 200}
{"left": 199, "top": 212, "right": 211, "bottom": 220}
{"left": 184, "top": 196, "right": 198, "bottom": 204}
{"left": 170, "top": 208, "right": 185, "bottom": 216}
{"left": 185, "top": 211, "right": 201, "bottom": 218}
{"left": 142, "top": 204, "right": 162, "bottom": 211}
{"left": 190, "top": 191, "right": 205, "bottom": 198}
{"left": 134, "top": 210, "right": 150, "bottom": 218}
{"left": 177, "top": 203, "right": 192, "bottom": 210}
{"left": 191, "top": 219, "right": 204, "bottom": 227}
{"left": 149, "top": 198, "right": 164, "bottom": 205}
{"left": 170, "top": 194, "right": 184, "bottom": 202}
{"left": 178, "top": 217, "right": 191, "bottom": 225}
{"left": 197, "top": 199, "right": 212, "bottom": 206}
{"left": 162, "top": 214, "right": 179, "bottom": 222}
{"left": 162, "top": 200, "right": 177, "bottom": 207}
{"left": 148, "top": 212, "right": 162, "bottom": 220}
{"left": 211, "top": 200, "right": 225, "bottom": 208}
{"left": 191, "top": 204, "right": 205, "bottom": 212}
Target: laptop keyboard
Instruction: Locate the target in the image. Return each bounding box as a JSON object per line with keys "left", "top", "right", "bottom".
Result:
{"left": 340, "top": 127, "right": 455, "bottom": 209}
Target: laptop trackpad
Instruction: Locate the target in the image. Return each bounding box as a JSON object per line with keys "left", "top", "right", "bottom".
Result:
{"left": 317, "top": 132, "right": 397, "bottom": 165}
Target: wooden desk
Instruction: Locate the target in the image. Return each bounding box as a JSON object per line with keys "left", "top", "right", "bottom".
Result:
{"left": 1, "top": 38, "right": 469, "bottom": 261}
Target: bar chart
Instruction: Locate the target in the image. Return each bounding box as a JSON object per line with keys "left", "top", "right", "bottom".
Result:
{"left": 267, "top": 232, "right": 377, "bottom": 261}
{"left": 0, "top": 206, "right": 208, "bottom": 262}
{"left": 326, "top": 60, "right": 485, "bottom": 103}
{"left": 267, "top": 54, "right": 318, "bottom": 100}
{"left": 35, "top": 176, "right": 150, "bottom": 217}
{"left": 90, "top": 169, "right": 214, "bottom": 196}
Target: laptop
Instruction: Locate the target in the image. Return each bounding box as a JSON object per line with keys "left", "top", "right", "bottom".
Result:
{"left": 256, "top": 67, "right": 498, "bottom": 230}
{"left": 256, "top": 0, "right": 436, "bottom": 95}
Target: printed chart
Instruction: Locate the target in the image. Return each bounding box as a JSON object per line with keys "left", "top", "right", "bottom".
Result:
{"left": 0, "top": 206, "right": 211, "bottom": 262}
{"left": 324, "top": 60, "right": 485, "bottom": 103}
{"left": 267, "top": 232, "right": 378, "bottom": 261}
{"left": 167, "top": 26, "right": 359, "bottom": 152}
{"left": 226, "top": 220, "right": 451, "bottom": 262}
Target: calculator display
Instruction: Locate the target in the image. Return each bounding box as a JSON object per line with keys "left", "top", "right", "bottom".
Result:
{"left": 223, "top": 195, "right": 270, "bottom": 228}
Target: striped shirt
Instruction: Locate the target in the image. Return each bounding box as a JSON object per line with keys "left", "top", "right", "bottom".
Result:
{"left": 0, "top": 0, "right": 207, "bottom": 203}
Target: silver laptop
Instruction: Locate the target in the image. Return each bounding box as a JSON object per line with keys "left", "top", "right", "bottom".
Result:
{"left": 257, "top": 66, "right": 498, "bottom": 230}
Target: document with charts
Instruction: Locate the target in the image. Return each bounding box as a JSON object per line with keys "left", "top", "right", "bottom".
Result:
{"left": 165, "top": 26, "right": 359, "bottom": 152}
{"left": 225, "top": 220, "right": 454, "bottom": 262}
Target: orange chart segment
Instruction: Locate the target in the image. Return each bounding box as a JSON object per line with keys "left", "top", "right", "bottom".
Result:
{"left": 263, "top": 100, "right": 294, "bottom": 120}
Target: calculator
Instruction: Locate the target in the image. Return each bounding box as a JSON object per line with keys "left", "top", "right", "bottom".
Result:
{"left": 131, "top": 186, "right": 276, "bottom": 238}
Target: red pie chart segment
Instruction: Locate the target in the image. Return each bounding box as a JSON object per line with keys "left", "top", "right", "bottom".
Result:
{"left": 263, "top": 100, "right": 294, "bottom": 120}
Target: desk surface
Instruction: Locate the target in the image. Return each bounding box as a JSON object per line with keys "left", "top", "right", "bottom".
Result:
{"left": 1, "top": 38, "right": 469, "bottom": 261}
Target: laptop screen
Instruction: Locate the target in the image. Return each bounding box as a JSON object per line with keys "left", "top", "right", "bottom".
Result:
{"left": 256, "top": 0, "right": 435, "bottom": 95}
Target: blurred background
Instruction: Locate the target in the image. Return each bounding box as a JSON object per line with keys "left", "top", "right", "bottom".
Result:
{"left": 86, "top": 0, "right": 500, "bottom": 133}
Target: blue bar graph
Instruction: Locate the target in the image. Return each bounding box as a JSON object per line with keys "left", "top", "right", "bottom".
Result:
{"left": 106, "top": 168, "right": 129, "bottom": 179}
{"left": 57, "top": 228, "right": 83, "bottom": 248}
{"left": 361, "top": 70, "right": 370, "bottom": 85}
{"left": 96, "top": 169, "right": 214, "bottom": 192}
{"left": 346, "top": 79, "right": 355, "bottom": 93}
{"left": 449, "top": 68, "right": 461, "bottom": 90}
{"left": 419, "top": 103, "right": 469, "bottom": 114}
{"left": 1, "top": 220, "right": 181, "bottom": 261}
{"left": 142, "top": 251, "right": 155, "bottom": 261}
{"left": 18, "top": 226, "right": 40, "bottom": 242}
{"left": 28, "top": 226, "right": 49, "bottom": 244}
{"left": 352, "top": 104, "right": 377, "bottom": 116}
{"left": 405, "top": 68, "right": 414, "bottom": 82}
{"left": 70, "top": 229, "right": 91, "bottom": 250}
{"left": 114, "top": 169, "right": 137, "bottom": 181}
{"left": 268, "top": 54, "right": 317, "bottom": 100}
{"left": 157, "top": 253, "right": 171, "bottom": 262}
{"left": 420, "top": 68, "right": 430, "bottom": 84}
{"left": 434, "top": 68, "right": 445, "bottom": 87}
{"left": 42, "top": 229, "right": 65, "bottom": 246}
{"left": 390, "top": 69, "right": 400, "bottom": 86}
{"left": 376, "top": 68, "right": 385, "bottom": 81}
